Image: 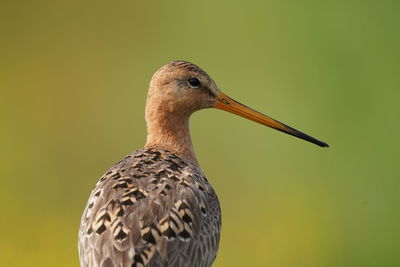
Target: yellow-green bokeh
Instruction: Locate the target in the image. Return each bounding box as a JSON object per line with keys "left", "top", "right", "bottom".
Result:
{"left": 1, "top": 1, "right": 399, "bottom": 266}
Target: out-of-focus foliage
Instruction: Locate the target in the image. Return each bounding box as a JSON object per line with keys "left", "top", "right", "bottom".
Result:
{"left": 1, "top": 1, "right": 399, "bottom": 266}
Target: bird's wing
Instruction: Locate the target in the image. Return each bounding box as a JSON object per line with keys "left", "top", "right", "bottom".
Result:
{"left": 78, "top": 149, "right": 220, "bottom": 267}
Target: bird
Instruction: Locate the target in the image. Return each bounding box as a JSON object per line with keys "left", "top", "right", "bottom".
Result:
{"left": 78, "top": 60, "right": 328, "bottom": 267}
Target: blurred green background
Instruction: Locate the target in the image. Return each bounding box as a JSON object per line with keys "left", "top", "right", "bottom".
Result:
{"left": 1, "top": 1, "right": 399, "bottom": 266}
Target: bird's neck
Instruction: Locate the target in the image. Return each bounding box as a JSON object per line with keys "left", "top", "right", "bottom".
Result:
{"left": 144, "top": 105, "right": 199, "bottom": 166}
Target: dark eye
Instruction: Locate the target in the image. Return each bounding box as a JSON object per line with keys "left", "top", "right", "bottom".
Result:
{"left": 187, "top": 77, "right": 201, "bottom": 88}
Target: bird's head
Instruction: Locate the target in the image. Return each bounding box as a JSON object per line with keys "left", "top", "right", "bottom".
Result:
{"left": 148, "top": 60, "right": 220, "bottom": 114}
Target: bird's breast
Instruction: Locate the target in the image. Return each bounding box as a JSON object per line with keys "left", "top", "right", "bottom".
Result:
{"left": 79, "top": 148, "right": 221, "bottom": 267}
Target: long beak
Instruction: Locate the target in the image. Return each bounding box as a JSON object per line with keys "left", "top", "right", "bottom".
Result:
{"left": 214, "top": 92, "right": 329, "bottom": 147}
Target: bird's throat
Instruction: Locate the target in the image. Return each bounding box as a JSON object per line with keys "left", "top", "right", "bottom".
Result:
{"left": 144, "top": 107, "right": 199, "bottom": 166}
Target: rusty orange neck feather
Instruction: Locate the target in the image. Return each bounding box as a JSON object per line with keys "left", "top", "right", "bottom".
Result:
{"left": 144, "top": 96, "right": 199, "bottom": 166}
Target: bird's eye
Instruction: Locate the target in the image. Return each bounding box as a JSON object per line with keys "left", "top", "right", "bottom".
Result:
{"left": 187, "top": 78, "right": 201, "bottom": 88}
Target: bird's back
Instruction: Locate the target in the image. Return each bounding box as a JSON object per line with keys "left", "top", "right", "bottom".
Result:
{"left": 79, "top": 148, "right": 221, "bottom": 267}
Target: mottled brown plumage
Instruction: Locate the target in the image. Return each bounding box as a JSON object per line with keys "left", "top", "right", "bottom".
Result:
{"left": 79, "top": 148, "right": 220, "bottom": 267}
{"left": 79, "top": 60, "right": 328, "bottom": 267}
